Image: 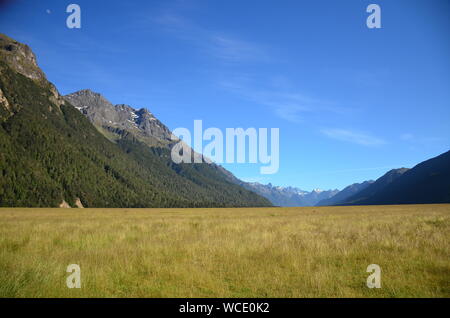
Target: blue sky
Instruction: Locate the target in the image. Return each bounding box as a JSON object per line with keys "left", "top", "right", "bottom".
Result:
{"left": 1, "top": 0, "right": 449, "bottom": 190}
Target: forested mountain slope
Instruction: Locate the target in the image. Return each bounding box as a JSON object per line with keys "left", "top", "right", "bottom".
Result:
{"left": 0, "top": 33, "right": 271, "bottom": 208}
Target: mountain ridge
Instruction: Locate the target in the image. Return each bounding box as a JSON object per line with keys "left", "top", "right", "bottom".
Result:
{"left": 316, "top": 180, "right": 374, "bottom": 206}
{"left": 240, "top": 182, "right": 339, "bottom": 206}
{"left": 345, "top": 151, "right": 450, "bottom": 205}
{"left": 335, "top": 168, "right": 409, "bottom": 205}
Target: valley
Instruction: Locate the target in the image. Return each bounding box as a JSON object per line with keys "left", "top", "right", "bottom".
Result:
{"left": 1, "top": 204, "right": 448, "bottom": 297}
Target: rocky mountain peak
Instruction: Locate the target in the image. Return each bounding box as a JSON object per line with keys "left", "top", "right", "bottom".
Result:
{"left": 64, "top": 90, "right": 173, "bottom": 146}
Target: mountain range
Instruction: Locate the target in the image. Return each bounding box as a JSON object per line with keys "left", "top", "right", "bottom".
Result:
{"left": 240, "top": 183, "right": 338, "bottom": 207}
{"left": 332, "top": 168, "right": 409, "bottom": 205}
{"left": 248, "top": 152, "right": 450, "bottom": 207}
{"left": 336, "top": 152, "right": 450, "bottom": 205}
{"left": 0, "top": 33, "right": 449, "bottom": 208}
{"left": 315, "top": 180, "right": 374, "bottom": 206}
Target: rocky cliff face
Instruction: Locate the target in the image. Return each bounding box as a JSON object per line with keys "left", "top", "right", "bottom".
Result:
{"left": 0, "top": 33, "right": 65, "bottom": 113}
{"left": 0, "top": 88, "right": 11, "bottom": 113}
{"left": 64, "top": 89, "right": 174, "bottom": 147}
{"left": 0, "top": 33, "right": 46, "bottom": 83}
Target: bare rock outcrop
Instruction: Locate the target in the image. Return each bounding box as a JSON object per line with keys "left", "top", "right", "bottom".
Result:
{"left": 59, "top": 200, "right": 71, "bottom": 208}
{"left": 75, "top": 198, "right": 84, "bottom": 208}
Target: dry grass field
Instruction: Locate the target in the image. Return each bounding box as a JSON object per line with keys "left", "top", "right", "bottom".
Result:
{"left": 0, "top": 204, "right": 449, "bottom": 298}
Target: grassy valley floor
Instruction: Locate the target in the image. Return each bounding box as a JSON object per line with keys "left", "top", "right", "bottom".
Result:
{"left": 0, "top": 204, "right": 449, "bottom": 297}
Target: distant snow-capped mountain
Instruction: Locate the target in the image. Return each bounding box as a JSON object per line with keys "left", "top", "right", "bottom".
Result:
{"left": 240, "top": 182, "right": 338, "bottom": 207}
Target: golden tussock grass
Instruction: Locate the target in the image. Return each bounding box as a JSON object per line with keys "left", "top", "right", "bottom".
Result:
{"left": 0, "top": 204, "right": 449, "bottom": 297}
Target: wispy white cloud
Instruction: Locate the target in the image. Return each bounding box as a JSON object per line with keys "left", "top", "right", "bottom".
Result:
{"left": 321, "top": 128, "right": 386, "bottom": 146}
{"left": 208, "top": 35, "right": 268, "bottom": 62}
{"left": 219, "top": 76, "right": 346, "bottom": 123}
{"left": 400, "top": 133, "right": 414, "bottom": 141}
{"left": 150, "top": 9, "right": 350, "bottom": 124}
{"left": 152, "top": 13, "right": 268, "bottom": 63}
